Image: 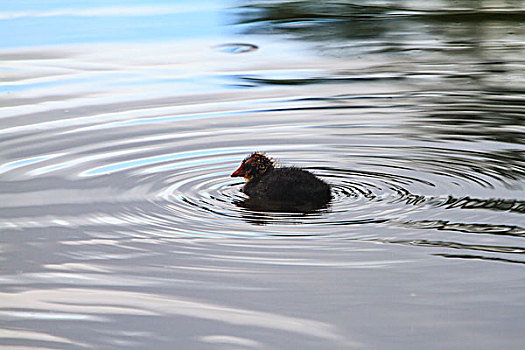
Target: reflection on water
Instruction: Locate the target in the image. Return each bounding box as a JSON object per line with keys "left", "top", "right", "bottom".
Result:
{"left": 1, "top": 0, "right": 524, "bottom": 349}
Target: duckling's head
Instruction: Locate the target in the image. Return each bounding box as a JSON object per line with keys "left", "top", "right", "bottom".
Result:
{"left": 231, "top": 152, "right": 274, "bottom": 182}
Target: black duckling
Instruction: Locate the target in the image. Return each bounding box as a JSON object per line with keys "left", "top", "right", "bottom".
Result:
{"left": 231, "top": 152, "right": 331, "bottom": 210}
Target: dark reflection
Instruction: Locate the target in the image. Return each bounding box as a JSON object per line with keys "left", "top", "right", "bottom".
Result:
{"left": 236, "top": 1, "right": 525, "bottom": 43}
{"left": 400, "top": 195, "right": 525, "bottom": 214}
{"left": 370, "top": 223, "right": 525, "bottom": 264}
{"left": 374, "top": 238, "right": 525, "bottom": 264}
{"left": 235, "top": 197, "right": 329, "bottom": 213}
{"left": 235, "top": 1, "right": 525, "bottom": 145}
{"left": 213, "top": 42, "right": 259, "bottom": 53}
{"left": 237, "top": 1, "right": 399, "bottom": 41}
{"left": 240, "top": 74, "right": 405, "bottom": 86}
{"left": 404, "top": 194, "right": 524, "bottom": 214}
{"left": 382, "top": 238, "right": 525, "bottom": 254}
{"left": 435, "top": 254, "right": 525, "bottom": 265}
{"left": 410, "top": 93, "right": 525, "bottom": 145}
{"left": 234, "top": 199, "right": 329, "bottom": 225}
{"left": 441, "top": 196, "right": 525, "bottom": 213}
{"left": 402, "top": 220, "right": 524, "bottom": 237}
{"left": 233, "top": 193, "right": 331, "bottom": 225}
{"left": 235, "top": 0, "right": 525, "bottom": 56}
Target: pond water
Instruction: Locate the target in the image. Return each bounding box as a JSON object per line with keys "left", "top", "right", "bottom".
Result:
{"left": 1, "top": 1, "right": 524, "bottom": 349}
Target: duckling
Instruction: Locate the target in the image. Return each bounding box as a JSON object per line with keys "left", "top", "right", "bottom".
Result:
{"left": 231, "top": 152, "right": 331, "bottom": 207}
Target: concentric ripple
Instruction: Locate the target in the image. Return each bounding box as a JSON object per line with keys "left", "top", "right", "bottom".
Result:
{"left": 4, "top": 130, "right": 523, "bottom": 240}
{"left": 1, "top": 43, "right": 524, "bottom": 246}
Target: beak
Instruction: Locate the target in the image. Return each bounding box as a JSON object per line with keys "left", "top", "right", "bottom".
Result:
{"left": 231, "top": 164, "right": 245, "bottom": 177}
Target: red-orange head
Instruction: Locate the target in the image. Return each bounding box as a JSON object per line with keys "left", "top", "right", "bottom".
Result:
{"left": 231, "top": 152, "right": 274, "bottom": 181}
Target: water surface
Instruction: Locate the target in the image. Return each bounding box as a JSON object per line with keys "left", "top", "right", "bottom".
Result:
{"left": 1, "top": 1, "right": 524, "bottom": 349}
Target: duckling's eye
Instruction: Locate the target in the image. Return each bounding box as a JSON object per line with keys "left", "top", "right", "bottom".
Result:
{"left": 257, "top": 162, "right": 266, "bottom": 170}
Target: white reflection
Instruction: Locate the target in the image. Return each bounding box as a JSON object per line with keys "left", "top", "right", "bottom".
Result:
{"left": 0, "top": 329, "right": 88, "bottom": 347}
{"left": 0, "top": 288, "right": 359, "bottom": 347}
{"left": 200, "top": 335, "right": 262, "bottom": 348}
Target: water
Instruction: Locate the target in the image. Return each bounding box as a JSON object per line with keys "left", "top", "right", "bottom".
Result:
{"left": 1, "top": 1, "right": 524, "bottom": 349}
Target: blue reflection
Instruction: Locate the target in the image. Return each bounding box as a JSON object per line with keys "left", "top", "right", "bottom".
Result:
{"left": 0, "top": 154, "right": 60, "bottom": 174}
{"left": 82, "top": 148, "right": 243, "bottom": 176}
{"left": 0, "top": 1, "right": 225, "bottom": 48}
